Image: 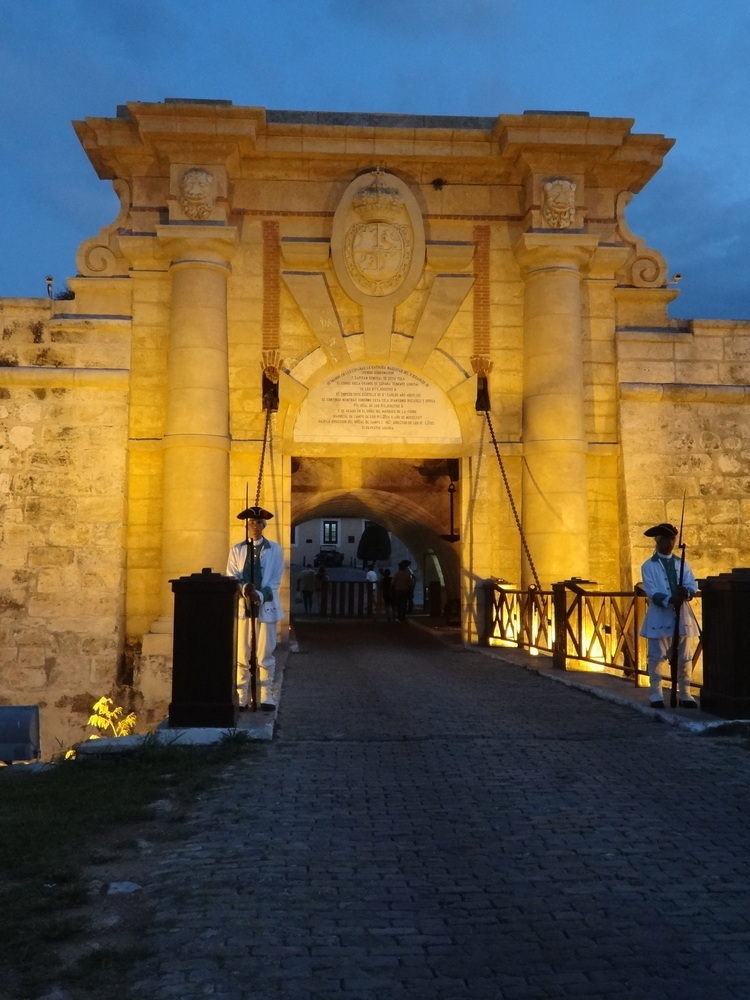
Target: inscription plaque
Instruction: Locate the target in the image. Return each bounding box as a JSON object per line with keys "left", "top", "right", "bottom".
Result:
{"left": 295, "top": 365, "right": 461, "bottom": 444}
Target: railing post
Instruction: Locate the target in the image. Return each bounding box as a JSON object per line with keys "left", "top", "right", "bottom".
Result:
{"left": 480, "top": 580, "right": 495, "bottom": 646}
{"left": 520, "top": 588, "right": 531, "bottom": 648}
{"left": 517, "top": 588, "right": 526, "bottom": 649}
{"left": 552, "top": 581, "right": 568, "bottom": 670}
{"left": 633, "top": 585, "right": 643, "bottom": 688}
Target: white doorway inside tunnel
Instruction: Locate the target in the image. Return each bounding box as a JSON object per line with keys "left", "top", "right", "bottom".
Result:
{"left": 289, "top": 457, "right": 462, "bottom": 623}
{"left": 291, "top": 515, "right": 423, "bottom": 602}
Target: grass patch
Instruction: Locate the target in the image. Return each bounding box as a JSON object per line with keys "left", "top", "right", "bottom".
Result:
{"left": 0, "top": 734, "right": 259, "bottom": 999}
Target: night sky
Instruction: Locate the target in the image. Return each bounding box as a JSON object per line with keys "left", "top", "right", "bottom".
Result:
{"left": 2, "top": 0, "right": 748, "bottom": 320}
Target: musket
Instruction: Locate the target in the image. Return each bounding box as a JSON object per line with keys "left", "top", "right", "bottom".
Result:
{"left": 242, "top": 483, "right": 259, "bottom": 711}
{"left": 668, "top": 493, "right": 687, "bottom": 708}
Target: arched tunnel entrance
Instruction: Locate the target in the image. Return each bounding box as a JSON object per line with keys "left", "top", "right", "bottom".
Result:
{"left": 291, "top": 481, "right": 461, "bottom": 609}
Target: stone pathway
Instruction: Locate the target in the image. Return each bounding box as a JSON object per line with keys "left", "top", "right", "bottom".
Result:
{"left": 129, "top": 620, "right": 750, "bottom": 999}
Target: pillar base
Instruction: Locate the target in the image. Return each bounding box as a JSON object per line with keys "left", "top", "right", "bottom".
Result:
{"left": 137, "top": 625, "right": 174, "bottom": 724}
{"left": 168, "top": 701, "right": 237, "bottom": 729}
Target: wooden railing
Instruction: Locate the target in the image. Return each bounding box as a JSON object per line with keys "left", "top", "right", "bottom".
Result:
{"left": 484, "top": 584, "right": 554, "bottom": 654}
{"left": 482, "top": 579, "right": 702, "bottom": 688}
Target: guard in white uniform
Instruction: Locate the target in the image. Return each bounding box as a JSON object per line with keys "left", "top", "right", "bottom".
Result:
{"left": 226, "top": 505, "right": 285, "bottom": 711}
{"left": 639, "top": 522, "right": 699, "bottom": 710}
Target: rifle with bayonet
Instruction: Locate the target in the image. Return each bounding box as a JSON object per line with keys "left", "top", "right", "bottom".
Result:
{"left": 668, "top": 494, "right": 687, "bottom": 709}
{"left": 241, "top": 484, "right": 259, "bottom": 711}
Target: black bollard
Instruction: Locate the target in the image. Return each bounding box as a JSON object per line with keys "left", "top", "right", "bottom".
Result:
{"left": 169, "top": 568, "right": 239, "bottom": 728}
{"left": 699, "top": 568, "right": 750, "bottom": 719}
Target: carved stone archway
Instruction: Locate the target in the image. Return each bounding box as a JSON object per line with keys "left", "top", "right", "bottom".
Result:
{"left": 292, "top": 487, "right": 461, "bottom": 599}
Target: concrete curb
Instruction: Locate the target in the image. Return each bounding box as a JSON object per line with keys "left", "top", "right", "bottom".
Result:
{"left": 74, "top": 642, "right": 294, "bottom": 756}
{"left": 470, "top": 641, "right": 750, "bottom": 734}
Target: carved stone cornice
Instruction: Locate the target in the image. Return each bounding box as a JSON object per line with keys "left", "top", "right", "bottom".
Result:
{"left": 514, "top": 233, "right": 600, "bottom": 276}
{"left": 155, "top": 225, "right": 239, "bottom": 270}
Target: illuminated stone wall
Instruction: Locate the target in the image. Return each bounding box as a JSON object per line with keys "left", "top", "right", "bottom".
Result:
{"left": 618, "top": 320, "right": 750, "bottom": 585}
{"left": 1, "top": 101, "right": 749, "bottom": 750}
{"left": 0, "top": 298, "right": 129, "bottom": 752}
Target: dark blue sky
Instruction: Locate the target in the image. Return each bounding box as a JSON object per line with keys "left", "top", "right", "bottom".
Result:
{"left": 2, "top": 0, "right": 749, "bottom": 319}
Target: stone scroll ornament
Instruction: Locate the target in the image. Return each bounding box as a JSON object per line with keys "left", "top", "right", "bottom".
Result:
{"left": 615, "top": 192, "right": 668, "bottom": 287}
{"left": 178, "top": 168, "right": 216, "bottom": 220}
{"left": 541, "top": 178, "right": 577, "bottom": 229}
{"left": 75, "top": 179, "right": 130, "bottom": 277}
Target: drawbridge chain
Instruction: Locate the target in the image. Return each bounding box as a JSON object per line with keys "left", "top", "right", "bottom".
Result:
{"left": 483, "top": 410, "right": 543, "bottom": 593}
{"left": 254, "top": 406, "right": 272, "bottom": 507}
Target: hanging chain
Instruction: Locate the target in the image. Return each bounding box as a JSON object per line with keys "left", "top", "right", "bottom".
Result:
{"left": 254, "top": 407, "right": 272, "bottom": 507}
{"left": 484, "top": 410, "right": 543, "bottom": 592}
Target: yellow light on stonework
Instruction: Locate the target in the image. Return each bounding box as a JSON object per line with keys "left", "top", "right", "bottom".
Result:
{"left": 578, "top": 623, "right": 607, "bottom": 671}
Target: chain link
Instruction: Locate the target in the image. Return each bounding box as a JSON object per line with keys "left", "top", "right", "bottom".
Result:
{"left": 254, "top": 408, "right": 272, "bottom": 508}
{"left": 484, "top": 411, "right": 542, "bottom": 592}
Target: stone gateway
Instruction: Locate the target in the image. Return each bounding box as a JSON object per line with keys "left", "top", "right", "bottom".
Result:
{"left": 1, "top": 101, "right": 749, "bottom": 747}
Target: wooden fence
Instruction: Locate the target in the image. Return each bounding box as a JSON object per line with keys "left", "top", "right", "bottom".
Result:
{"left": 482, "top": 579, "right": 702, "bottom": 689}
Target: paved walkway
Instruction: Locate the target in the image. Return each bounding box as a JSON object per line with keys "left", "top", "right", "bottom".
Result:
{"left": 131, "top": 620, "right": 750, "bottom": 999}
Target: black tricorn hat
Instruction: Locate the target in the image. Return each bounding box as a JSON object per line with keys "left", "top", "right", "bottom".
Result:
{"left": 237, "top": 505, "right": 273, "bottom": 521}
{"left": 644, "top": 522, "right": 678, "bottom": 538}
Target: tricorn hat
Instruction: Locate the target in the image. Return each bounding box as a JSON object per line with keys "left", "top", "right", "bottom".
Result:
{"left": 644, "top": 522, "right": 678, "bottom": 538}
{"left": 237, "top": 505, "right": 273, "bottom": 521}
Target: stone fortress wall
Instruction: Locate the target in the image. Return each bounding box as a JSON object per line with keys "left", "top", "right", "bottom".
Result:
{"left": 1, "top": 299, "right": 129, "bottom": 748}
{"left": 1, "top": 101, "right": 749, "bottom": 750}
{"left": 618, "top": 320, "right": 750, "bottom": 579}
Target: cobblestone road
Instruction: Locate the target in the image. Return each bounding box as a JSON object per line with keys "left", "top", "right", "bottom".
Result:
{"left": 131, "top": 621, "right": 750, "bottom": 999}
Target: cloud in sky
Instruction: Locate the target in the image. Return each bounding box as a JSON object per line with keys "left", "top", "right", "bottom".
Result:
{"left": 0, "top": 0, "right": 748, "bottom": 320}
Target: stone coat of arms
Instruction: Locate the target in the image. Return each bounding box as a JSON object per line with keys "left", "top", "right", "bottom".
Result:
{"left": 331, "top": 169, "right": 425, "bottom": 308}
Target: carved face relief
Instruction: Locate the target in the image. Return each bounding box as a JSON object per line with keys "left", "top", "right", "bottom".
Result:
{"left": 178, "top": 169, "right": 216, "bottom": 220}
{"left": 541, "top": 178, "right": 577, "bottom": 229}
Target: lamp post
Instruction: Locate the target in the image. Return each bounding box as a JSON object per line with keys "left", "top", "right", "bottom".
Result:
{"left": 441, "top": 481, "right": 460, "bottom": 543}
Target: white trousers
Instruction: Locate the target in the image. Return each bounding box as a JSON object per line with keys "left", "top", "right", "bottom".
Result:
{"left": 236, "top": 617, "right": 277, "bottom": 707}
{"left": 647, "top": 636, "right": 696, "bottom": 700}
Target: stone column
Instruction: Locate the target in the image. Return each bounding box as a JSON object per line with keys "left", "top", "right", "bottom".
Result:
{"left": 515, "top": 234, "right": 598, "bottom": 588}
{"left": 153, "top": 226, "right": 239, "bottom": 625}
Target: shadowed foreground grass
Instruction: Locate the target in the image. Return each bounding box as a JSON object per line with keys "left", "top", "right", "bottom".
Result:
{"left": 0, "top": 734, "right": 260, "bottom": 1000}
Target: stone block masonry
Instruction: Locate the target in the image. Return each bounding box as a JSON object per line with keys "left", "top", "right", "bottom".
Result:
{"left": 0, "top": 301, "right": 129, "bottom": 752}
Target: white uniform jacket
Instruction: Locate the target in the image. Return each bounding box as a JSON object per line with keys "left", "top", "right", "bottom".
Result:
{"left": 226, "top": 537, "right": 285, "bottom": 624}
{"left": 639, "top": 553, "right": 699, "bottom": 639}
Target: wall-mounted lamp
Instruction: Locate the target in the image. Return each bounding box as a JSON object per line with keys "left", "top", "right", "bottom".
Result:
{"left": 440, "top": 481, "right": 460, "bottom": 543}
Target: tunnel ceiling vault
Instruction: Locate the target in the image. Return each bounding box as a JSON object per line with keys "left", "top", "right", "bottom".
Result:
{"left": 292, "top": 488, "right": 461, "bottom": 593}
